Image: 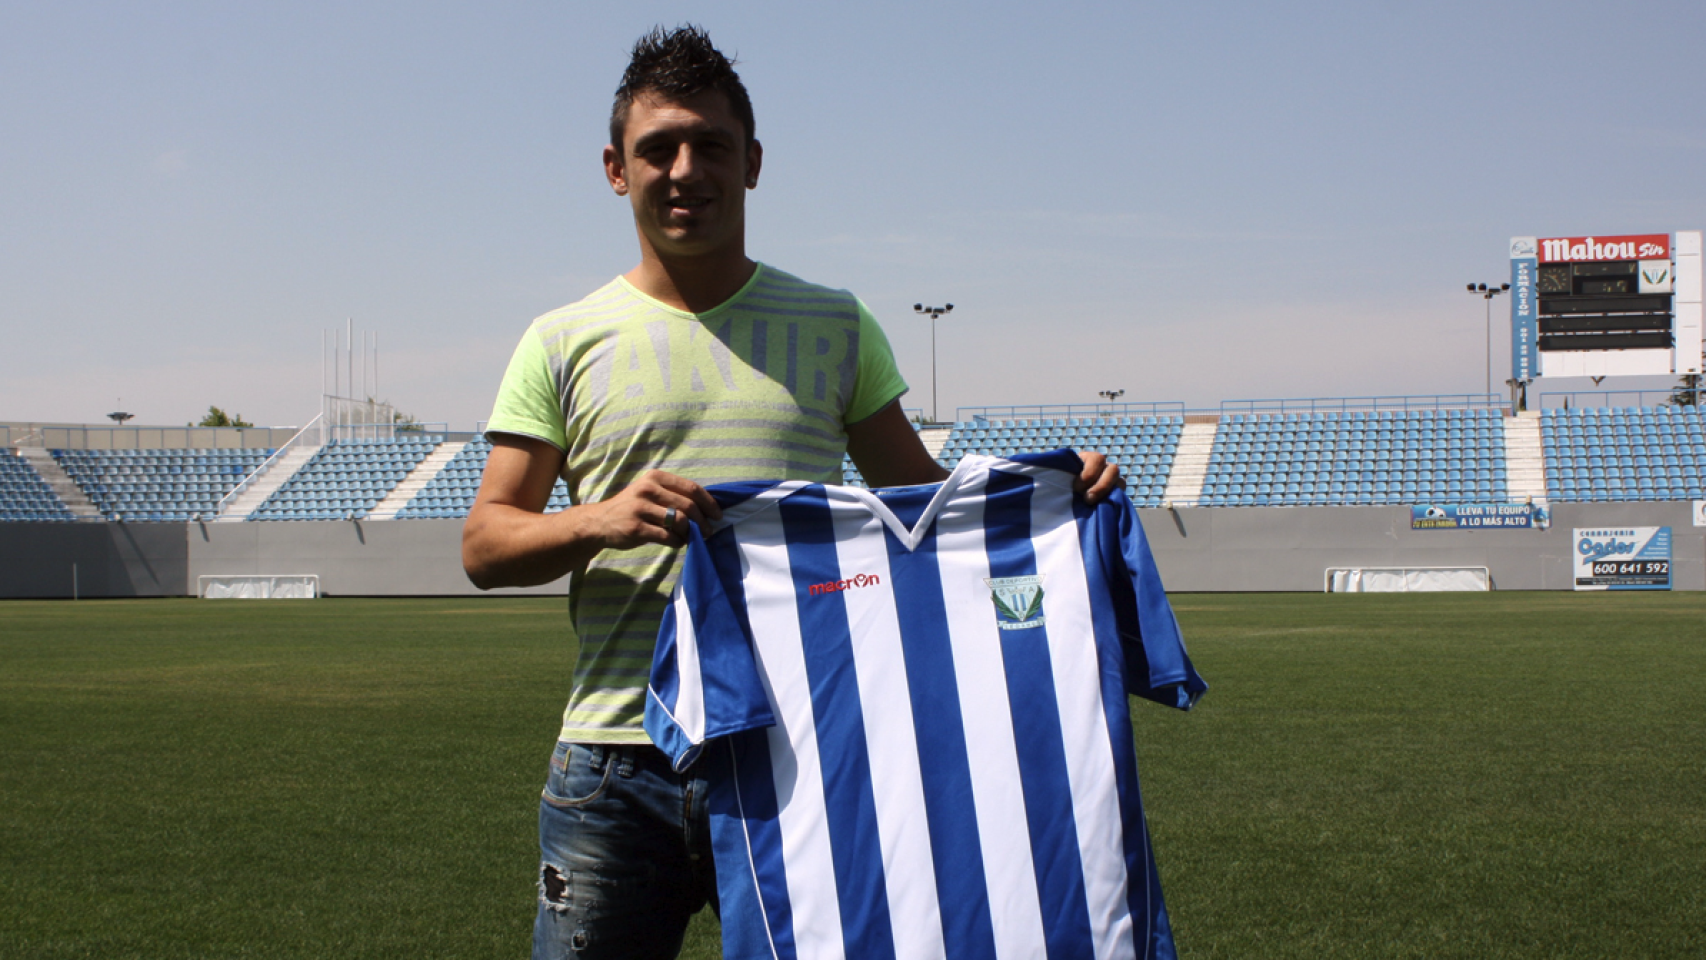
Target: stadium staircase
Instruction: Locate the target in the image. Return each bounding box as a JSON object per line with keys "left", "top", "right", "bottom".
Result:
{"left": 13, "top": 446, "right": 101, "bottom": 520}
{"left": 1161, "top": 420, "right": 1218, "bottom": 505}
{"left": 917, "top": 425, "right": 952, "bottom": 461}
{"left": 217, "top": 444, "right": 321, "bottom": 521}
{"left": 393, "top": 436, "right": 574, "bottom": 519}
{"left": 1503, "top": 413, "right": 1547, "bottom": 503}
{"left": 368, "top": 441, "right": 466, "bottom": 520}
{"left": 53, "top": 447, "right": 273, "bottom": 522}
{"left": 248, "top": 438, "right": 439, "bottom": 520}
{"left": 2, "top": 448, "right": 81, "bottom": 521}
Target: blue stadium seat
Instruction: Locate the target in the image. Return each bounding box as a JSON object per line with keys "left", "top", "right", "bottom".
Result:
{"left": 250, "top": 437, "right": 444, "bottom": 521}
{"left": 0, "top": 450, "right": 80, "bottom": 522}
{"left": 45, "top": 446, "right": 272, "bottom": 522}
{"left": 1197, "top": 409, "right": 1515, "bottom": 509}
{"left": 1539, "top": 406, "right": 1703, "bottom": 504}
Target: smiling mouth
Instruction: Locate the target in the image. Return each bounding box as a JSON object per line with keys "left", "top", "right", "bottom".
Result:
{"left": 667, "top": 196, "right": 712, "bottom": 213}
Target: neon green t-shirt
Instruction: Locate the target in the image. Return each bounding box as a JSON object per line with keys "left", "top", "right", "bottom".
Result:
{"left": 487, "top": 263, "right": 909, "bottom": 743}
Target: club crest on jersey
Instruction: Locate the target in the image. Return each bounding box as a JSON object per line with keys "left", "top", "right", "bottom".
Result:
{"left": 986, "top": 576, "right": 1046, "bottom": 631}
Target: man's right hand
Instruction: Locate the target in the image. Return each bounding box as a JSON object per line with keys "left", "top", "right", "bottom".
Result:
{"left": 580, "top": 469, "right": 723, "bottom": 550}
{"left": 463, "top": 435, "right": 725, "bottom": 589}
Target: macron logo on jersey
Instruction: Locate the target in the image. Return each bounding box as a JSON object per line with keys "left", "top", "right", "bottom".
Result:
{"left": 807, "top": 572, "right": 882, "bottom": 597}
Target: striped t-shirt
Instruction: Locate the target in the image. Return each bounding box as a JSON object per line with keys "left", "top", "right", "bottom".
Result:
{"left": 486, "top": 264, "right": 908, "bottom": 743}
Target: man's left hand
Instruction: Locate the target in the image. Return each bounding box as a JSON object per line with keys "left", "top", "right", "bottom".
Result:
{"left": 1075, "top": 451, "right": 1124, "bottom": 505}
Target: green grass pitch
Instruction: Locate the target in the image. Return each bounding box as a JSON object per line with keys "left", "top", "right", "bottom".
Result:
{"left": 2, "top": 593, "right": 1701, "bottom": 958}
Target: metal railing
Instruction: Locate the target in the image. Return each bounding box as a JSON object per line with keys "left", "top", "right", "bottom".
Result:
{"left": 321, "top": 421, "right": 451, "bottom": 442}
{"left": 1220, "top": 394, "right": 1506, "bottom": 416}
{"left": 1, "top": 421, "right": 299, "bottom": 450}
{"left": 1536, "top": 389, "right": 1702, "bottom": 410}
{"left": 955, "top": 400, "right": 1186, "bottom": 423}
{"left": 213, "top": 414, "right": 324, "bottom": 520}
{"left": 5, "top": 428, "right": 45, "bottom": 448}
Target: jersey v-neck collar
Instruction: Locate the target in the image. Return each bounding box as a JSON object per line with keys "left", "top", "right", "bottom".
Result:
{"left": 710, "top": 453, "right": 1076, "bottom": 554}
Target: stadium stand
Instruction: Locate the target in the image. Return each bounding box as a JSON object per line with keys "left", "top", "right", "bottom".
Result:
{"left": 1196, "top": 409, "right": 1508, "bottom": 507}
{"left": 1540, "top": 406, "right": 1706, "bottom": 502}
{"left": 1, "top": 449, "right": 78, "bottom": 522}
{"left": 248, "top": 438, "right": 441, "bottom": 521}
{"left": 394, "top": 435, "right": 572, "bottom": 519}
{"left": 840, "top": 454, "right": 867, "bottom": 488}
{"left": 52, "top": 447, "right": 272, "bottom": 521}
{"left": 10, "top": 403, "right": 1706, "bottom": 524}
{"left": 933, "top": 416, "right": 1183, "bottom": 507}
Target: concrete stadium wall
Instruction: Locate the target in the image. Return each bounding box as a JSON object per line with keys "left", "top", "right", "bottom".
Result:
{"left": 3, "top": 503, "right": 1701, "bottom": 598}
{"left": 1139, "top": 501, "right": 1705, "bottom": 592}
{"left": 0, "top": 522, "right": 188, "bottom": 598}
{"left": 186, "top": 519, "right": 564, "bottom": 597}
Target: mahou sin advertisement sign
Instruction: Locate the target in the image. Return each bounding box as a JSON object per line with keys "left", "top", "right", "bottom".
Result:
{"left": 1510, "top": 230, "right": 1703, "bottom": 380}
{"left": 1537, "top": 234, "right": 1669, "bottom": 263}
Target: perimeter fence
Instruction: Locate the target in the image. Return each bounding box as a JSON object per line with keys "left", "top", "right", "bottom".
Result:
{"left": 1537, "top": 388, "right": 1702, "bottom": 410}
{"left": 1, "top": 422, "right": 298, "bottom": 450}
{"left": 1219, "top": 394, "right": 1506, "bottom": 416}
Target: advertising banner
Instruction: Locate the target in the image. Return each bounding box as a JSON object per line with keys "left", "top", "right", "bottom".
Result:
{"left": 1412, "top": 503, "right": 1539, "bottom": 530}
{"left": 1693, "top": 501, "right": 1706, "bottom": 527}
{"left": 1509, "top": 237, "right": 1538, "bottom": 382}
{"left": 1537, "top": 234, "right": 1670, "bottom": 263}
{"left": 1573, "top": 527, "right": 1672, "bottom": 591}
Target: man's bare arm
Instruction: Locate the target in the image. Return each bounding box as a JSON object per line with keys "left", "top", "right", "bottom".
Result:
{"left": 845, "top": 402, "right": 950, "bottom": 488}
{"left": 461, "top": 434, "right": 720, "bottom": 589}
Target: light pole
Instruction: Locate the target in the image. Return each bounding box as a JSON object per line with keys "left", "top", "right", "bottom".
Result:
{"left": 914, "top": 303, "right": 953, "bottom": 423}
{"left": 1467, "top": 282, "right": 1509, "bottom": 397}
{"left": 1098, "top": 390, "right": 1125, "bottom": 421}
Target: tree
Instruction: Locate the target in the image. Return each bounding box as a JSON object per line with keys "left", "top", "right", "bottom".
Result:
{"left": 199, "top": 406, "right": 253, "bottom": 428}
{"left": 364, "top": 396, "right": 422, "bottom": 432}
{"left": 1666, "top": 374, "right": 1701, "bottom": 407}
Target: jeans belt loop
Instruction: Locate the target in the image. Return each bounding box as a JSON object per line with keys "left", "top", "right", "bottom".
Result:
{"left": 587, "top": 744, "right": 607, "bottom": 773}
{"left": 616, "top": 748, "right": 636, "bottom": 779}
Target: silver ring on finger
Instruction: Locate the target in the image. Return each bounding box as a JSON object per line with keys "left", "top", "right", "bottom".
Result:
{"left": 664, "top": 506, "right": 677, "bottom": 528}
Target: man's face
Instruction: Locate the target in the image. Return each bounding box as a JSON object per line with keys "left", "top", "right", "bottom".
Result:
{"left": 605, "top": 89, "right": 762, "bottom": 262}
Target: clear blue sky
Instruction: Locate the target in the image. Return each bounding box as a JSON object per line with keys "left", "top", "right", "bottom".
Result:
{"left": 4, "top": 1, "right": 1703, "bottom": 429}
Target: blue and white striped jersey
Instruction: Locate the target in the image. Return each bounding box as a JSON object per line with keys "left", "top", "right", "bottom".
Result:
{"left": 646, "top": 450, "right": 1206, "bottom": 960}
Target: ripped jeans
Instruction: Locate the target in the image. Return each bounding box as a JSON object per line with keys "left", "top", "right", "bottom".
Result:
{"left": 533, "top": 741, "right": 717, "bottom": 960}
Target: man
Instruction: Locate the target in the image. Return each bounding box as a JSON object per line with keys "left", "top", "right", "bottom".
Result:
{"left": 463, "top": 25, "right": 1121, "bottom": 960}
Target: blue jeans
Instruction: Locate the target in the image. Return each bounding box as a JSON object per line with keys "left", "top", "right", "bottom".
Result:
{"left": 533, "top": 741, "right": 717, "bottom": 960}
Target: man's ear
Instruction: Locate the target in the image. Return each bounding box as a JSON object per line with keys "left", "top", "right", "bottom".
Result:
{"left": 603, "top": 144, "right": 629, "bottom": 196}
{"left": 745, "top": 139, "right": 762, "bottom": 189}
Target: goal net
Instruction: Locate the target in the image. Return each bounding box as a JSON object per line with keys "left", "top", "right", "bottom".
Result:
{"left": 1324, "top": 567, "right": 1490, "bottom": 593}
{"left": 198, "top": 575, "right": 320, "bottom": 599}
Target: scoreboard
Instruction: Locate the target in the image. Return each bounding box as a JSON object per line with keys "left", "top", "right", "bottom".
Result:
{"left": 1509, "top": 231, "right": 1703, "bottom": 380}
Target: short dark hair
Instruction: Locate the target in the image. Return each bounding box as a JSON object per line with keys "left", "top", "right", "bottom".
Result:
{"left": 610, "top": 25, "right": 756, "bottom": 152}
